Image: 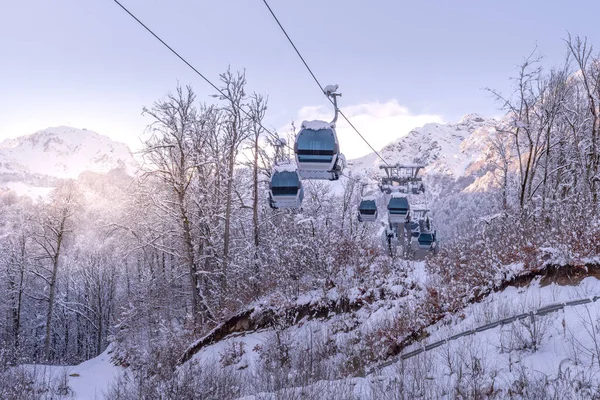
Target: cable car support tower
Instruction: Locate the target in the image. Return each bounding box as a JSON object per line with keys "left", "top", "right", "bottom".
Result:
{"left": 378, "top": 164, "right": 431, "bottom": 258}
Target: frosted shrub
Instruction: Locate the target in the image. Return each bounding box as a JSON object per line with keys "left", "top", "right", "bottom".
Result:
{"left": 570, "top": 306, "right": 600, "bottom": 369}
{"left": 452, "top": 338, "right": 495, "bottom": 399}
{"left": 0, "top": 367, "right": 37, "bottom": 400}
{"left": 252, "top": 329, "right": 293, "bottom": 393}
{"left": 0, "top": 365, "right": 70, "bottom": 400}
{"left": 337, "top": 331, "right": 368, "bottom": 377}
{"left": 107, "top": 362, "right": 243, "bottom": 400}
{"left": 219, "top": 340, "right": 246, "bottom": 367}
{"left": 510, "top": 314, "right": 550, "bottom": 353}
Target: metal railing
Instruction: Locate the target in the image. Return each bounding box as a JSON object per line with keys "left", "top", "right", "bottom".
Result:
{"left": 367, "top": 295, "right": 600, "bottom": 375}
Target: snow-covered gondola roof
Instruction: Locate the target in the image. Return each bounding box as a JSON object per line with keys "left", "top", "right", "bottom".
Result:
{"left": 273, "top": 163, "right": 299, "bottom": 173}
{"left": 301, "top": 120, "right": 336, "bottom": 130}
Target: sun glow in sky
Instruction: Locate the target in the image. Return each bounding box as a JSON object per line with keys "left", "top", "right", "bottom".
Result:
{"left": 2, "top": 0, "right": 600, "bottom": 158}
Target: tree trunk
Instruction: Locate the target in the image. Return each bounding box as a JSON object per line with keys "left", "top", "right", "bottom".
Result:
{"left": 179, "top": 193, "right": 202, "bottom": 331}
{"left": 97, "top": 291, "right": 102, "bottom": 357}
{"left": 503, "top": 170, "right": 508, "bottom": 210}
{"left": 252, "top": 134, "right": 260, "bottom": 294}
{"left": 222, "top": 119, "right": 237, "bottom": 298}
{"left": 541, "top": 124, "right": 552, "bottom": 214}
{"left": 9, "top": 232, "right": 27, "bottom": 355}
{"left": 44, "top": 222, "right": 64, "bottom": 361}
{"left": 64, "top": 278, "right": 70, "bottom": 360}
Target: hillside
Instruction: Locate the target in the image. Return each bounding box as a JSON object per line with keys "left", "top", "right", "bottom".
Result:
{"left": 15, "top": 267, "right": 600, "bottom": 399}
{"left": 128, "top": 264, "right": 600, "bottom": 399}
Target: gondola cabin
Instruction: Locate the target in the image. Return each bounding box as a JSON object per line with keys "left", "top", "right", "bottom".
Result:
{"left": 358, "top": 196, "right": 378, "bottom": 222}
{"left": 417, "top": 231, "right": 436, "bottom": 250}
{"left": 410, "top": 220, "right": 420, "bottom": 238}
{"left": 387, "top": 193, "right": 410, "bottom": 224}
{"left": 268, "top": 164, "right": 304, "bottom": 209}
{"left": 294, "top": 120, "right": 345, "bottom": 180}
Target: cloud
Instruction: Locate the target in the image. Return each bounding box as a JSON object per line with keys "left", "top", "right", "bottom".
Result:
{"left": 284, "top": 100, "right": 443, "bottom": 159}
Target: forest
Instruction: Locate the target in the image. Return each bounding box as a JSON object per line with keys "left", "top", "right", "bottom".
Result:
{"left": 1, "top": 35, "right": 600, "bottom": 398}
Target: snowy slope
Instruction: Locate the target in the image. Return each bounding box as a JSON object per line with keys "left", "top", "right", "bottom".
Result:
{"left": 366, "top": 276, "right": 600, "bottom": 398}
{"left": 23, "top": 347, "right": 123, "bottom": 399}
{"left": 183, "top": 271, "right": 600, "bottom": 399}
{"left": 0, "top": 126, "right": 138, "bottom": 198}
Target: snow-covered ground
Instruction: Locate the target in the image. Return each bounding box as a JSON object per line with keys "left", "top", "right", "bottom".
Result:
{"left": 388, "top": 275, "right": 600, "bottom": 368}
{"left": 182, "top": 271, "right": 600, "bottom": 399}
{"left": 23, "top": 347, "right": 122, "bottom": 399}
{"left": 14, "top": 263, "right": 600, "bottom": 398}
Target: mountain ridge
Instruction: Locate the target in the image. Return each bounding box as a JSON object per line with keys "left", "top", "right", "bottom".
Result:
{"left": 0, "top": 126, "right": 138, "bottom": 198}
{"left": 347, "top": 113, "right": 497, "bottom": 178}
{"left": 1, "top": 116, "right": 499, "bottom": 200}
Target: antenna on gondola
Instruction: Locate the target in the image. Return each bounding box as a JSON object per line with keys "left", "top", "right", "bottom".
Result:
{"left": 324, "top": 84, "right": 341, "bottom": 124}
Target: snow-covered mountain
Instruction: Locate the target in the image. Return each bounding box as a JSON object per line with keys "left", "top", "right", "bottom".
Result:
{"left": 346, "top": 113, "right": 497, "bottom": 186}
{"left": 1, "top": 116, "right": 500, "bottom": 203}
{"left": 0, "top": 126, "right": 138, "bottom": 198}
{"left": 0, "top": 126, "right": 137, "bottom": 178}
{"left": 340, "top": 114, "right": 501, "bottom": 240}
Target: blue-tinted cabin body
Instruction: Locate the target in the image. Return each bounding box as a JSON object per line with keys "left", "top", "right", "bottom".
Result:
{"left": 358, "top": 199, "right": 378, "bottom": 222}
{"left": 294, "top": 121, "right": 344, "bottom": 180}
{"left": 268, "top": 169, "right": 304, "bottom": 209}
{"left": 387, "top": 195, "right": 410, "bottom": 224}
{"left": 417, "top": 231, "right": 436, "bottom": 250}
